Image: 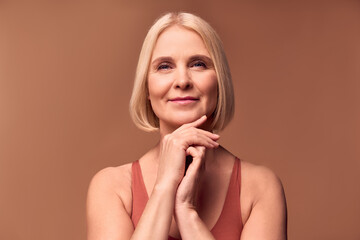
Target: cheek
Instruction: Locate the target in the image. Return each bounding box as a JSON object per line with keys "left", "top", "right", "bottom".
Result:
{"left": 147, "top": 75, "right": 172, "bottom": 100}
{"left": 209, "top": 83, "right": 218, "bottom": 111}
{"left": 200, "top": 73, "right": 218, "bottom": 107}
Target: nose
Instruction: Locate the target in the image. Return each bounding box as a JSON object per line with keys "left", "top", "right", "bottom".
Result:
{"left": 174, "top": 66, "right": 192, "bottom": 90}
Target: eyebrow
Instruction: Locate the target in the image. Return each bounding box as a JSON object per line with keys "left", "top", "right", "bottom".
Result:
{"left": 151, "top": 54, "right": 213, "bottom": 66}
{"left": 151, "top": 56, "right": 173, "bottom": 66}
{"left": 189, "top": 55, "right": 213, "bottom": 64}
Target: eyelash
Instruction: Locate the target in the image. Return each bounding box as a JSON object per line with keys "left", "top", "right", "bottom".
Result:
{"left": 191, "top": 61, "right": 207, "bottom": 68}
{"left": 157, "top": 63, "right": 171, "bottom": 71}
{"left": 157, "top": 61, "right": 207, "bottom": 71}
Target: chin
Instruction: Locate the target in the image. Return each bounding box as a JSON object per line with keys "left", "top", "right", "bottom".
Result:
{"left": 164, "top": 113, "right": 210, "bottom": 129}
{"left": 175, "top": 113, "right": 203, "bottom": 123}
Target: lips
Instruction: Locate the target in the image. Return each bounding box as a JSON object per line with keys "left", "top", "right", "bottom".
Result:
{"left": 170, "top": 96, "right": 199, "bottom": 101}
{"left": 169, "top": 96, "right": 199, "bottom": 104}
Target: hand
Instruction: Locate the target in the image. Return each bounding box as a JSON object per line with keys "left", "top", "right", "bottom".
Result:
{"left": 175, "top": 145, "right": 206, "bottom": 210}
{"left": 155, "top": 116, "right": 219, "bottom": 190}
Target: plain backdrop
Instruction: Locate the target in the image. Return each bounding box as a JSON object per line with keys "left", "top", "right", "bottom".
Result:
{"left": 0, "top": 1, "right": 359, "bottom": 239}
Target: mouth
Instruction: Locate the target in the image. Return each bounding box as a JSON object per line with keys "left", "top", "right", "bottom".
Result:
{"left": 169, "top": 96, "right": 199, "bottom": 104}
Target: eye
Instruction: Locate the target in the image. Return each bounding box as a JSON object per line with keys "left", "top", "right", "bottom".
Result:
{"left": 157, "top": 62, "right": 172, "bottom": 71}
{"left": 191, "top": 60, "right": 207, "bottom": 69}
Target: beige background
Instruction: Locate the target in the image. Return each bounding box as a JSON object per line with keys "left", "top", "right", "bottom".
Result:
{"left": 1, "top": 1, "right": 359, "bottom": 240}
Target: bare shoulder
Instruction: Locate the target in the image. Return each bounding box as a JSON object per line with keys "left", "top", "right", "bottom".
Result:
{"left": 88, "top": 163, "right": 132, "bottom": 193}
{"left": 241, "top": 160, "right": 285, "bottom": 201}
{"left": 87, "top": 163, "right": 133, "bottom": 214}
{"left": 86, "top": 163, "right": 135, "bottom": 239}
{"left": 240, "top": 160, "right": 287, "bottom": 239}
{"left": 90, "top": 163, "right": 132, "bottom": 187}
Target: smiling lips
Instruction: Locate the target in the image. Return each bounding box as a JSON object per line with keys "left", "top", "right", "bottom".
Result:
{"left": 169, "top": 96, "right": 199, "bottom": 105}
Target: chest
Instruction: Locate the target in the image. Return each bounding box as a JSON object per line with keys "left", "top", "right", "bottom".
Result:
{"left": 169, "top": 171, "right": 234, "bottom": 238}
{"left": 141, "top": 166, "right": 238, "bottom": 237}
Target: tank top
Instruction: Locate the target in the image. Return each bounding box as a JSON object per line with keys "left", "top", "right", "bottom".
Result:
{"left": 131, "top": 157, "right": 243, "bottom": 239}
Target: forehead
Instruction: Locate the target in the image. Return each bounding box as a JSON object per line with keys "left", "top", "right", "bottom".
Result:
{"left": 151, "top": 25, "right": 210, "bottom": 59}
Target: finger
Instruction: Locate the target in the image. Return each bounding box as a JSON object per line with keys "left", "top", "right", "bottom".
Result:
{"left": 181, "top": 131, "right": 219, "bottom": 148}
{"left": 176, "top": 115, "right": 207, "bottom": 132}
{"left": 186, "top": 146, "right": 206, "bottom": 161}
{"left": 183, "top": 135, "right": 218, "bottom": 149}
{"left": 193, "top": 128, "right": 220, "bottom": 140}
{"left": 185, "top": 147, "right": 204, "bottom": 176}
{"left": 179, "top": 127, "right": 220, "bottom": 143}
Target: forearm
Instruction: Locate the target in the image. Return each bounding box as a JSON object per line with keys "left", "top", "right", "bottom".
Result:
{"left": 175, "top": 207, "right": 215, "bottom": 240}
{"left": 131, "top": 183, "right": 176, "bottom": 240}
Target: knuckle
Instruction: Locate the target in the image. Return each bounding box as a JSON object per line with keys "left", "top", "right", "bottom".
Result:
{"left": 163, "top": 134, "right": 170, "bottom": 142}
{"left": 188, "top": 127, "right": 196, "bottom": 133}
{"left": 194, "top": 135, "right": 201, "bottom": 142}
{"left": 172, "top": 138, "right": 179, "bottom": 145}
{"left": 163, "top": 134, "right": 168, "bottom": 140}
{"left": 164, "top": 134, "right": 179, "bottom": 145}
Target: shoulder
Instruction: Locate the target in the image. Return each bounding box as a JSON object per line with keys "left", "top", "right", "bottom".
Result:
{"left": 240, "top": 160, "right": 287, "bottom": 238}
{"left": 87, "top": 163, "right": 133, "bottom": 214}
{"left": 241, "top": 160, "right": 285, "bottom": 200}
{"left": 86, "top": 163, "right": 136, "bottom": 239}
{"left": 89, "top": 163, "right": 132, "bottom": 192}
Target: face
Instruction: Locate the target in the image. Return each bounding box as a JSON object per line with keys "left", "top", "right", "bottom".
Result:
{"left": 147, "top": 25, "right": 218, "bottom": 132}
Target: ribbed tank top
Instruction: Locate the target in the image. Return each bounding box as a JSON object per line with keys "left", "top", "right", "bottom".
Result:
{"left": 131, "top": 157, "right": 243, "bottom": 239}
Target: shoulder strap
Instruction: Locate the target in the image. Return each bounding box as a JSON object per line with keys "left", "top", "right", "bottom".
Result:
{"left": 210, "top": 157, "right": 243, "bottom": 239}
{"left": 131, "top": 160, "right": 148, "bottom": 227}
{"left": 236, "top": 157, "right": 243, "bottom": 229}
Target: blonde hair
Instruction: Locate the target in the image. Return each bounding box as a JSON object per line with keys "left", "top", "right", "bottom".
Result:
{"left": 129, "top": 12, "right": 234, "bottom": 132}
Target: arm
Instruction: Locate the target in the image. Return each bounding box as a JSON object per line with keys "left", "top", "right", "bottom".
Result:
{"left": 175, "top": 207, "right": 215, "bottom": 240}
{"left": 132, "top": 116, "right": 219, "bottom": 239}
{"left": 240, "top": 167, "right": 287, "bottom": 240}
{"left": 131, "top": 181, "right": 177, "bottom": 240}
{"left": 174, "top": 146, "right": 215, "bottom": 240}
{"left": 86, "top": 116, "right": 219, "bottom": 240}
{"left": 86, "top": 167, "right": 134, "bottom": 240}
{"left": 86, "top": 166, "right": 178, "bottom": 240}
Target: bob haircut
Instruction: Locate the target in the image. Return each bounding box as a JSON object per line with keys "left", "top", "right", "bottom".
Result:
{"left": 129, "top": 12, "right": 234, "bottom": 132}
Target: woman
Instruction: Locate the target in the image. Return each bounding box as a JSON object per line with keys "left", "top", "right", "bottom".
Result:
{"left": 87, "top": 12, "right": 287, "bottom": 240}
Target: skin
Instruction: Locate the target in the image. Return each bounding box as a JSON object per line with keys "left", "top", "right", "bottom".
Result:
{"left": 147, "top": 25, "right": 218, "bottom": 135}
{"left": 86, "top": 25, "right": 287, "bottom": 240}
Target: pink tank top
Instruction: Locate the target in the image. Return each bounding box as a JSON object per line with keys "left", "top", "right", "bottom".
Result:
{"left": 131, "top": 157, "right": 243, "bottom": 239}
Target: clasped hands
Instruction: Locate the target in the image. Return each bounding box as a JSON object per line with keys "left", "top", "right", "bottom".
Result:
{"left": 155, "top": 115, "right": 220, "bottom": 212}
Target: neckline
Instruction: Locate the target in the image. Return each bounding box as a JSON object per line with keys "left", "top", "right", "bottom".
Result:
{"left": 135, "top": 157, "right": 238, "bottom": 236}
